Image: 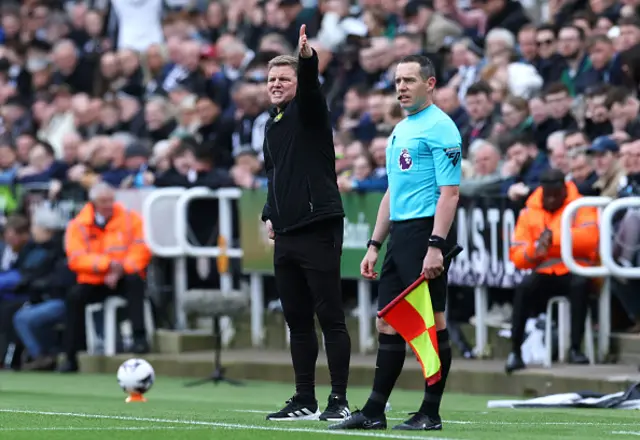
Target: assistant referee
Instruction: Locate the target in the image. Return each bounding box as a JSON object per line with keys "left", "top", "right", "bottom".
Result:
{"left": 261, "top": 25, "right": 352, "bottom": 422}
{"left": 330, "top": 54, "right": 462, "bottom": 432}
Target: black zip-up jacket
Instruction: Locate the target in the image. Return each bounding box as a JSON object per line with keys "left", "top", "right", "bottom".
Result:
{"left": 261, "top": 50, "right": 344, "bottom": 234}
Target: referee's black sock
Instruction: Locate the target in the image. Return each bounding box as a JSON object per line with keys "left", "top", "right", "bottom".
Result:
{"left": 419, "top": 329, "right": 452, "bottom": 419}
{"left": 361, "top": 333, "right": 406, "bottom": 418}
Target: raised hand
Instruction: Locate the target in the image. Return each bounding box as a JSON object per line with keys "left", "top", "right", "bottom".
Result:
{"left": 298, "top": 24, "right": 312, "bottom": 58}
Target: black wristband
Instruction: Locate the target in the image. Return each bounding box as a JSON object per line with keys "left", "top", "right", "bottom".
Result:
{"left": 367, "top": 239, "right": 382, "bottom": 250}
{"left": 428, "top": 235, "right": 448, "bottom": 251}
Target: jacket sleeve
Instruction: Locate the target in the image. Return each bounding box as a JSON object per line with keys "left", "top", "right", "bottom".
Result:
{"left": 295, "top": 49, "right": 328, "bottom": 127}
{"left": 0, "top": 270, "right": 22, "bottom": 291}
{"left": 197, "top": 169, "right": 235, "bottom": 189}
{"left": 122, "top": 213, "right": 152, "bottom": 275}
{"left": 501, "top": 176, "right": 516, "bottom": 195}
{"left": 65, "top": 221, "right": 111, "bottom": 274}
{"left": 509, "top": 208, "right": 540, "bottom": 270}
{"left": 18, "top": 247, "right": 50, "bottom": 277}
{"left": 550, "top": 205, "right": 599, "bottom": 258}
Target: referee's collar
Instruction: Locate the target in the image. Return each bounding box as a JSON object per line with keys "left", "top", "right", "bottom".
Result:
{"left": 269, "top": 101, "right": 289, "bottom": 118}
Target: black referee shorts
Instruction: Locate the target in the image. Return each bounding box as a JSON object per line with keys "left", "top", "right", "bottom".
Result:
{"left": 377, "top": 217, "right": 453, "bottom": 314}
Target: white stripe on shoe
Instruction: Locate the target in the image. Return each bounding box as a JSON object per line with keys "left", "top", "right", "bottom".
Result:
{"left": 271, "top": 410, "right": 321, "bottom": 421}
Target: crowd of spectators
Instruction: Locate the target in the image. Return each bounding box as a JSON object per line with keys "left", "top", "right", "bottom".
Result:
{"left": 0, "top": 0, "right": 639, "bottom": 370}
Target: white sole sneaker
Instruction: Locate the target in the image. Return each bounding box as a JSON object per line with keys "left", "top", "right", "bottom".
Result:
{"left": 267, "top": 410, "right": 321, "bottom": 421}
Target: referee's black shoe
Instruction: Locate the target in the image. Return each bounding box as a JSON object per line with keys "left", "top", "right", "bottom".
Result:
{"left": 266, "top": 395, "right": 320, "bottom": 421}
{"left": 319, "top": 394, "right": 350, "bottom": 421}
{"left": 393, "top": 412, "right": 442, "bottom": 430}
{"left": 327, "top": 410, "right": 386, "bottom": 430}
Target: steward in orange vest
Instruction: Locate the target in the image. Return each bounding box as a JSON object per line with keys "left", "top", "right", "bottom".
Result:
{"left": 59, "top": 182, "right": 152, "bottom": 373}
{"left": 505, "top": 169, "right": 598, "bottom": 374}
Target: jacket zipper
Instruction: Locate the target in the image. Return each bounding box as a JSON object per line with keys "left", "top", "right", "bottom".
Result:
{"left": 264, "top": 134, "right": 281, "bottom": 216}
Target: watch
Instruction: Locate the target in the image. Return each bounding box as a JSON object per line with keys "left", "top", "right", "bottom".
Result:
{"left": 428, "top": 235, "right": 448, "bottom": 251}
{"left": 367, "top": 239, "right": 382, "bottom": 250}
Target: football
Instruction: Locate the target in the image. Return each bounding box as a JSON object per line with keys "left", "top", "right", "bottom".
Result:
{"left": 117, "top": 358, "right": 155, "bottom": 394}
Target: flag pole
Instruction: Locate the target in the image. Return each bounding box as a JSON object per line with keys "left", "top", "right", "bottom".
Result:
{"left": 378, "top": 244, "right": 463, "bottom": 317}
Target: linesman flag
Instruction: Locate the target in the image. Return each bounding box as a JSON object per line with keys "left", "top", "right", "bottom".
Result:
{"left": 378, "top": 275, "right": 441, "bottom": 385}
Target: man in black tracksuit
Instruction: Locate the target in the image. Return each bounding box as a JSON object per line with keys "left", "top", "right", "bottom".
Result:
{"left": 262, "top": 25, "right": 352, "bottom": 422}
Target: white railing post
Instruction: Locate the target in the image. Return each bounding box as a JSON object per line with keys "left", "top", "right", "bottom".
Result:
{"left": 357, "top": 280, "right": 374, "bottom": 354}
{"left": 142, "top": 188, "right": 188, "bottom": 329}
{"left": 599, "top": 197, "right": 640, "bottom": 362}
{"left": 598, "top": 277, "right": 611, "bottom": 362}
{"left": 561, "top": 197, "right": 612, "bottom": 278}
{"left": 250, "top": 272, "right": 265, "bottom": 347}
{"left": 600, "top": 197, "right": 640, "bottom": 279}
{"left": 561, "top": 196, "right": 612, "bottom": 363}
{"left": 142, "top": 188, "right": 184, "bottom": 258}
{"left": 474, "top": 286, "right": 488, "bottom": 357}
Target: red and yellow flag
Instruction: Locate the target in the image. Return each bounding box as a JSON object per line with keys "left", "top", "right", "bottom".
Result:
{"left": 378, "top": 275, "right": 441, "bottom": 385}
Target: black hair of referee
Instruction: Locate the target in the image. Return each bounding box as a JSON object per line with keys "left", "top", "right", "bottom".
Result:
{"left": 260, "top": 25, "right": 352, "bottom": 422}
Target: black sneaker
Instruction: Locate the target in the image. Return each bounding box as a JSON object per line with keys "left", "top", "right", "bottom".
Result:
{"left": 328, "top": 410, "right": 386, "bottom": 430}
{"left": 393, "top": 412, "right": 442, "bottom": 431}
{"left": 505, "top": 352, "right": 526, "bottom": 374}
{"left": 319, "top": 394, "right": 350, "bottom": 421}
{"left": 266, "top": 396, "right": 320, "bottom": 421}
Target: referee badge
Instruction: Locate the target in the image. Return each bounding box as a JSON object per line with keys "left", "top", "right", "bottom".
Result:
{"left": 274, "top": 113, "right": 283, "bottom": 122}
{"left": 399, "top": 148, "right": 413, "bottom": 171}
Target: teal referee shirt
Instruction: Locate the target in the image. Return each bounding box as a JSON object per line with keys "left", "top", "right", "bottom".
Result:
{"left": 386, "top": 104, "right": 462, "bottom": 221}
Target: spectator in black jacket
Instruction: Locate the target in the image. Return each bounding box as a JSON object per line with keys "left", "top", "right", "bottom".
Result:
{"left": 13, "top": 207, "right": 72, "bottom": 371}
{"left": 534, "top": 25, "right": 567, "bottom": 84}
{"left": 261, "top": 25, "right": 351, "bottom": 422}
{"left": 462, "top": 81, "right": 496, "bottom": 156}
{"left": 0, "top": 214, "right": 60, "bottom": 369}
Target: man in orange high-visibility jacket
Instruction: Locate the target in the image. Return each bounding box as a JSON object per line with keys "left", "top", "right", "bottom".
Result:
{"left": 58, "top": 182, "right": 152, "bottom": 373}
{"left": 506, "top": 168, "right": 599, "bottom": 374}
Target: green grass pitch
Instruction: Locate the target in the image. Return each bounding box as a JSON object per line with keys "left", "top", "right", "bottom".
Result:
{"left": 0, "top": 371, "right": 637, "bottom": 439}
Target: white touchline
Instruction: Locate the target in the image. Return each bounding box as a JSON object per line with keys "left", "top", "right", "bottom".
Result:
{"left": 0, "top": 409, "right": 463, "bottom": 440}
{"left": 0, "top": 427, "right": 196, "bottom": 432}
{"left": 226, "top": 410, "right": 639, "bottom": 426}
{"left": 612, "top": 432, "right": 640, "bottom": 436}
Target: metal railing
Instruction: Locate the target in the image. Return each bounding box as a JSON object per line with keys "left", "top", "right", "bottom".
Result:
{"left": 142, "top": 187, "right": 243, "bottom": 330}
{"left": 138, "top": 188, "right": 640, "bottom": 363}
{"left": 561, "top": 197, "right": 612, "bottom": 362}
{"left": 600, "top": 197, "right": 640, "bottom": 279}
{"left": 559, "top": 195, "right": 640, "bottom": 363}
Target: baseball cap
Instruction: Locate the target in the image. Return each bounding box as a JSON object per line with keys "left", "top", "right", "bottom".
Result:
{"left": 586, "top": 136, "right": 618, "bottom": 154}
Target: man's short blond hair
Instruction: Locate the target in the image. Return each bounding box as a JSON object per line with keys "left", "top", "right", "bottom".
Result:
{"left": 268, "top": 55, "right": 298, "bottom": 72}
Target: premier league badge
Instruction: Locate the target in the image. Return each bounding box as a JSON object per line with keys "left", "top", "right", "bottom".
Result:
{"left": 399, "top": 148, "right": 413, "bottom": 171}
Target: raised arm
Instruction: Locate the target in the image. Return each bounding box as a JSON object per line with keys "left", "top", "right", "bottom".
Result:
{"left": 295, "top": 24, "right": 328, "bottom": 126}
